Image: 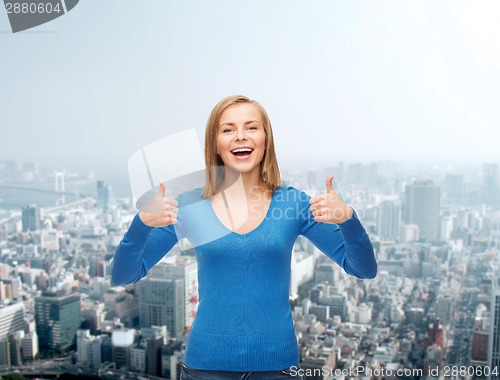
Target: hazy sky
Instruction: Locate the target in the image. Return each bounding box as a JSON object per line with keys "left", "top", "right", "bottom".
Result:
{"left": 1, "top": 1, "right": 500, "bottom": 182}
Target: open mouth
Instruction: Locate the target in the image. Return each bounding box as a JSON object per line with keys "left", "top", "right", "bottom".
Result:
{"left": 230, "top": 147, "right": 254, "bottom": 158}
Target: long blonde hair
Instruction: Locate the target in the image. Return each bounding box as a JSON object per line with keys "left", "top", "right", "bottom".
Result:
{"left": 201, "top": 95, "right": 280, "bottom": 198}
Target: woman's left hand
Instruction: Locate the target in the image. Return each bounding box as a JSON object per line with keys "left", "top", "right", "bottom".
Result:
{"left": 309, "top": 175, "right": 353, "bottom": 224}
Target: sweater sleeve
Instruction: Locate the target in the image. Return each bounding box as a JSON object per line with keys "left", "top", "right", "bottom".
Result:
{"left": 111, "top": 213, "right": 180, "bottom": 285}
{"left": 297, "top": 189, "right": 377, "bottom": 279}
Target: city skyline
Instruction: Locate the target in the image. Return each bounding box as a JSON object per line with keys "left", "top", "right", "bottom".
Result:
{"left": 0, "top": 152, "right": 499, "bottom": 375}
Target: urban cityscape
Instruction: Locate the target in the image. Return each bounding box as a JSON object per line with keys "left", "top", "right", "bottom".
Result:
{"left": 0, "top": 158, "right": 499, "bottom": 380}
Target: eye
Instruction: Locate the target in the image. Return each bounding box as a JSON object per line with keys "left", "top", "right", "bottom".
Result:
{"left": 221, "top": 128, "right": 233, "bottom": 133}
{"left": 248, "top": 125, "right": 258, "bottom": 130}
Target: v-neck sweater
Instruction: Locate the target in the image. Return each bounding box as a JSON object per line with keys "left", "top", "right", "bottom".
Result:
{"left": 111, "top": 186, "right": 377, "bottom": 371}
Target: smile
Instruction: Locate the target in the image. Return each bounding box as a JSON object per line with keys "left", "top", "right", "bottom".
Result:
{"left": 230, "top": 147, "right": 254, "bottom": 160}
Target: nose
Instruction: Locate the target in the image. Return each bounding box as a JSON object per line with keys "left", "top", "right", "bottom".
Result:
{"left": 234, "top": 128, "right": 247, "bottom": 141}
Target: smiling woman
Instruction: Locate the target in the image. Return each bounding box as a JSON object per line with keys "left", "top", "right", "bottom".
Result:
{"left": 217, "top": 103, "right": 265, "bottom": 162}
{"left": 111, "top": 94, "right": 377, "bottom": 380}
{"left": 202, "top": 96, "right": 280, "bottom": 199}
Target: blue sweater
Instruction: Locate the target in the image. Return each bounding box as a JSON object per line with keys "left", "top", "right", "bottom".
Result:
{"left": 111, "top": 186, "right": 377, "bottom": 371}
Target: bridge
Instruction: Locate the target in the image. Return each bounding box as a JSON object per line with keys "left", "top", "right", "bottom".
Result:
{"left": 0, "top": 183, "right": 96, "bottom": 217}
{"left": 0, "top": 184, "right": 91, "bottom": 198}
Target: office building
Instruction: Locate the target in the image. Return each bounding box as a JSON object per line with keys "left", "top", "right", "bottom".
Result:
{"left": 426, "top": 319, "right": 445, "bottom": 353}
{"left": 400, "top": 224, "right": 419, "bottom": 243}
{"left": 315, "top": 263, "right": 337, "bottom": 285}
{"left": 149, "top": 256, "right": 198, "bottom": 332}
{"left": 445, "top": 174, "right": 465, "bottom": 202}
{"left": 378, "top": 200, "right": 401, "bottom": 240}
{"left": 8, "top": 332, "right": 23, "bottom": 366}
{"left": 472, "top": 328, "right": 489, "bottom": 364}
{"left": 0, "top": 302, "right": 25, "bottom": 340}
{"left": 103, "top": 286, "right": 139, "bottom": 326}
{"left": 309, "top": 305, "right": 330, "bottom": 323}
{"left": 0, "top": 339, "right": 10, "bottom": 365}
{"left": 35, "top": 291, "right": 81, "bottom": 352}
{"left": 346, "top": 163, "right": 364, "bottom": 185}
{"left": 322, "top": 294, "right": 348, "bottom": 321}
{"left": 436, "top": 294, "right": 454, "bottom": 326}
{"left": 112, "top": 329, "right": 135, "bottom": 369}
{"left": 301, "top": 349, "right": 337, "bottom": 379}
{"left": 404, "top": 180, "right": 440, "bottom": 242}
{"left": 161, "top": 340, "right": 184, "bottom": 379}
{"left": 423, "top": 344, "right": 442, "bottom": 373}
{"left": 103, "top": 286, "right": 138, "bottom": 327}
{"left": 147, "top": 333, "right": 164, "bottom": 376}
{"left": 352, "top": 303, "right": 372, "bottom": 324}
{"left": 290, "top": 250, "right": 314, "bottom": 300}
{"left": 137, "top": 276, "right": 185, "bottom": 338}
{"left": 81, "top": 302, "right": 106, "bottom": 334}
{"left": 488, "top": 277, "right": 500, "bottom": 378}
{"left": 130, "top": 342, "right": 146, "bottom": 373}
{"left": 97, "top": 180, "right": 110, "bottom": 213}
{"left": 483, "top": 163, "right": 499, "bottom": 206}
{"left": 22, "top": 204, "right": 41, "bottom": 232}
{"left": 101, "top": 335, "right": 113, "bottom": 363}
{"left": 22, "top": 331, "right": 39, "bottom": 361}
{"left": 77, "top": 330, "right": 91, "bottom": 365}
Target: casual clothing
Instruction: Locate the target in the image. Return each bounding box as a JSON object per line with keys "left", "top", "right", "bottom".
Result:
{"left": 112, "top": 186, "right": 376, "bottom": 372}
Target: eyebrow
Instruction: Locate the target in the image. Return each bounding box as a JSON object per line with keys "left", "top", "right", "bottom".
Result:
{"left": 219, "top": 120, "right": 260, "bottom": 128}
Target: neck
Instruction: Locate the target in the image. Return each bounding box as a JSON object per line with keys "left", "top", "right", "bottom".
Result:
{"left": 221, "top": 166, "right": 265, "bottom": 197}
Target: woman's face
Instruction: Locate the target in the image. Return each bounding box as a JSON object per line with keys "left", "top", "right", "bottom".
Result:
{"left": 216, "top": 103, "right": 266, "bottom": 176}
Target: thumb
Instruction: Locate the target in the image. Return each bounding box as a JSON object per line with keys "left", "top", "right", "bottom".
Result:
{"left": 158, "top": 181, "right": 166, "bottom": 197}
{"left": 325, "top": 175, "right": 334, "bottom": 193}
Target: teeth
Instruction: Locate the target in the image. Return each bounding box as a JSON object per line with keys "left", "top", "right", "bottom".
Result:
{"left": 232, "top": 148, "right": 253, "bottom": 153}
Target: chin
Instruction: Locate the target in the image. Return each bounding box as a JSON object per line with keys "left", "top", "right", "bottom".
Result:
{"left": 224, "top": 162, "right": 260, "bottom": 175}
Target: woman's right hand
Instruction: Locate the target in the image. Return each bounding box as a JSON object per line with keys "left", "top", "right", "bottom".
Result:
{"left": 138, "top": 181, "right": 178, "bottom": 227}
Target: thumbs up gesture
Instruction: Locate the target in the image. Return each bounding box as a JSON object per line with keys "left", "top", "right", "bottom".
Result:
{"left": 138, "top": 181, "right": 179, "bottom": 227}
{"left": 309, "top": 176, "right": 353, "bottom": 224}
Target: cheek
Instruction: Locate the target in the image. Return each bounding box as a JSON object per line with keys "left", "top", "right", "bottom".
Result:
{"left": 216, "top": 137, "right": 224, "bottom": 155}
{"left": 256, "top": 133, "right": 267, "bottom": 149}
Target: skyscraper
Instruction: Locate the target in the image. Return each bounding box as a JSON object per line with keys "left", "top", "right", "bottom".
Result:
{"left": 8, "top": 333, "right": 23, "bottom": 366}
{"left": 315, "top": 263, "right": 336, "bottom": 285}
{"left": 489, "top": 276, "right": 500, "bottom": 379}
{"left": 404, "top": 180, "right": 440, "bottom": 242}
{"left": 445, "top": 174, "right": 465, "bottom": 202}
{"left": 97, "top": 180, "right": 110, "bottom": 213}
{"left": 0, "top": 339, "right": 10, "bottom": 365}
{"left": 161, "top": 340, "right": 184, "bottom": 379}
{"left": 111, "top": 329, "right": 134, "bottom": 369}
{"left": 483, "top": 163, "right": 499, "bottom": 207}
{"left": 148, "top": 257, "right": 198, "bottom": 333}
{"left": 436, "top": 294, "right": 454, "bottom": 326}
{"left": 130, "top": 342, "right": 146, "bottom": 373}
{"left": 146, "top": 333, "right": 164, "bottom": 376}
{"left": 378, "top": 200, "right": 402, "bottom": 241}
{"left": 472, "top": 329, "right": 489, "bottom": 364}
{"left": 137, "top": 276, "right": 185, "bottom": 338}
{"left": 0, "top": 302, "right": 25, "bottom": 340}
{"left": 76, "top": 330, "right": 103, "bottom": 369}
{"left": 22, "top": 204, "right": 40, "bottom": 232}
{"left": 22, "top": 331, "right": 38, "bottom": 361}
{"left": 35, "top": 291, "right": 81, "bottom": 352}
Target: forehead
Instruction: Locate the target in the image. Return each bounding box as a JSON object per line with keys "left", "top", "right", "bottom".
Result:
{"left": 219, "top": 103, "right": 262, "bottom": 125}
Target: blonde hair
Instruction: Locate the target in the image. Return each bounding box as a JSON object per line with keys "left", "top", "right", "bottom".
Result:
{"left": 201, "top": 95, "right": 280, "bottom": 198}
